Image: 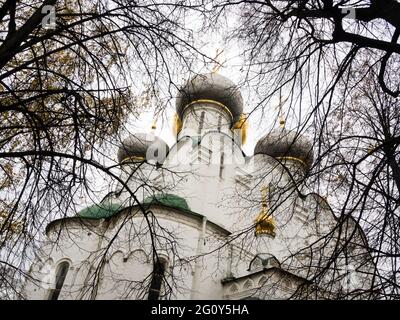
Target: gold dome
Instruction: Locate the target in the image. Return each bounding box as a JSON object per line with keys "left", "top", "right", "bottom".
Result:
{"left": 255, "top": 213, "right": 276, "bottom": 237}
{"left": 254, "top": 186, "right": 276, "bottom": 237}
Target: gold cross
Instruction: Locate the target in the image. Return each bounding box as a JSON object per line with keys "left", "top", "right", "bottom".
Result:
{"left": 276, "top": 90, "right": 288, "bottom": 128}
{"left": 211, "top": 49, "right": 226, "bottom": 73}
{"left": 261, "top": 186, "right": 269, "bottom": 214}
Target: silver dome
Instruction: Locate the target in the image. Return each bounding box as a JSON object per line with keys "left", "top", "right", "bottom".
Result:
{"left": 254, "top": 129, "right": 314, "bottom": 171}
{"left": 176, "top": 73, "right": 243, "bottom": 123}
{"left": 117, "top": 133, "right": 169, "bottom": 163}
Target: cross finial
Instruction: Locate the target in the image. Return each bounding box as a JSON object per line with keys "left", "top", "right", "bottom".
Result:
{"left": 211, "top": 48, "right": 226, "bottom": 73}
{"left": 151, "top": 112, "right": 158, "bottom": 132}
{"left": 276, "top": 89, "right": 288, "bottom": 128}
{"left": 261, "top": 185, "right": 269, "bottom": 213}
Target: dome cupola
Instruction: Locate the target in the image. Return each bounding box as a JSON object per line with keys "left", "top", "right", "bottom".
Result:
{"left": 117, "top": 132, "right": 169, "bottom": 164}
{"left": 143, "top": 194, "right": 190, "bottom": 211}
{"left": 77, "top": 202, "right": 123, "bottom": 219}
{"left": 176, "top": 73, "right": 243, "bottom": 124}
{"left": 254, "top": 129, "right": 314, "bottom": 172}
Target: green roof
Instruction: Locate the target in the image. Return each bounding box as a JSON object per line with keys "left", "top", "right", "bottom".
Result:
{"left": 143, "top": 194, "right": 190, "bottom": 211}
{"left": 77, "top": 202, "right": 123, "bottom": 219}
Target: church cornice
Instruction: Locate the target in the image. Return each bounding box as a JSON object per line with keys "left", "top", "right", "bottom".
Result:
{"left": 221, "top": 266, "right": 310, "bottom": 285}
{"left": 45, "top": 203, "right": 231, "bottom": 239}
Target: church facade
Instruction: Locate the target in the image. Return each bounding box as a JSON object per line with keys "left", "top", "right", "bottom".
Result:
{"left": 24, "top": 73, "right": 377, "bottom": 300}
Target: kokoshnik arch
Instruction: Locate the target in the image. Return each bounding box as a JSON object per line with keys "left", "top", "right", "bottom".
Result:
{"left": 24, "top": 73, "right": 377, "bottom": 300}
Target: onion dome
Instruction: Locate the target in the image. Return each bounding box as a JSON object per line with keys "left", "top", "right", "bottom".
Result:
{"left": 143, "top": 194, "right": 190, "bottom": 211}
{"left": 117, "top": 133, "right": 169, "bottom": 164}
{"left": 254, "top": 129, "right": 314, "bottom": 171}
{"left": 255, "top": 213, "right": 276, "bottom": 238}
{"left": 176, "top": 73, "right": 243, "bottom": 123}
{"left": 77, "top": 202, "right": 123, "bottom": 219}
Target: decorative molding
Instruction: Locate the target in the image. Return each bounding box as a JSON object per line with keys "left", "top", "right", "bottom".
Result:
{"left": 182, "top": 99, "right": 233, "bottom": 120}
{"left": 120, "top": 156, "right": 146, "bottom": 164}
{"left": 275, "top": 156, "right": 307, "bottom": 168}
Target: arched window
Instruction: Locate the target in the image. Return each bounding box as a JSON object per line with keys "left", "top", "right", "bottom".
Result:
{"left": 217, "top": 114, "right": 222, "bottom": 131}
{"left": 219, "top": 152, "right": 225, "bottom": 178}
{"left": 148, "top": 258, "right": 167, "bottom": 300}
{"left": 48, "top": 261, "right": 69, "bottom": 300}
{"left": 198, "top": 111, "right": 205, "bottom": 134}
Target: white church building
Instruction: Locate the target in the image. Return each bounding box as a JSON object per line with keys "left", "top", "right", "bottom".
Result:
{"left": 24, "top": 73, "right": 377, "bottom": 300}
